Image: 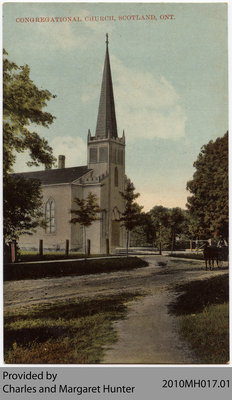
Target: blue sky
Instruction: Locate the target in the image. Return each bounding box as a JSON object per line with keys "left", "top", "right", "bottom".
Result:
{"left": 3, "top": 2, "right": 228, "bottom": 211}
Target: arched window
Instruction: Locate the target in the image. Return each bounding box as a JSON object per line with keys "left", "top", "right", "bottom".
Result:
{"left": 114, "top": 167, "right": 118, "bottom": 187}
{"left": 45, "top": 199, "right": 56, "bottom": 233}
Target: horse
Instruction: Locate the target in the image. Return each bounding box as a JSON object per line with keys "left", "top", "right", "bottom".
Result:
{"left": 203, "top": 244, "right": 219, "bottom": 270}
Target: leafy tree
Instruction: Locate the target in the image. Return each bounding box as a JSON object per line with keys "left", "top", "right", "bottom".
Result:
{"left": 149, "top": 206, "right": 170, "bottom": 249}
{"left": 4, "top": 175, "right": 46, "bottom": 240}
{"left": 3, "top": 49, "right": 56, "bottom": 174}
{"left": 149, "top": 206, "right": 189, "bottom": 250}
{"left": 70, "top": 192, "right": 102, "bottom": 256}
{"left": 186, "top": 132, "right": 228, "bottom": 240}
{"left": 119, "top": 181, "right": 143, "bottom": 256}
{"left": 130, "top": 212, "right": 156, "bottom": 247}
{"left": 3, "top": 50, "right": 56, "bottom": 241}
{"left": 169, "top": 207, "right": 186, "bottom": 251}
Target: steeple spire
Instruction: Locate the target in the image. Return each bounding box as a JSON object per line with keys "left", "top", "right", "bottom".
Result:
{"left": 95, "top": 34, "right": 118, "bottom": 139}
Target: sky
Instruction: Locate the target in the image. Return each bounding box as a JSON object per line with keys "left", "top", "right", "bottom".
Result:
{"left": 3, "top": 2, "right": 228, "bottom": 211}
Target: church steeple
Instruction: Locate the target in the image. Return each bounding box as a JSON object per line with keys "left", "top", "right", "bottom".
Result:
{"left": 95, "top": 34, "right": 118, "bottom": 139}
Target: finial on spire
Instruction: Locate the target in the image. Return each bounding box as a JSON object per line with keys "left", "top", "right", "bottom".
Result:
{"left": 106, "top": 33, "right": 109, "bottom": 47}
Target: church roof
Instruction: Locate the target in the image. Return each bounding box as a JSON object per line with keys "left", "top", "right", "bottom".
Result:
{"left": 95, "top": 34, "right": 118, "bottom": 139}
{"left": 13, "top": 165, "right": 91, "bottom": 185}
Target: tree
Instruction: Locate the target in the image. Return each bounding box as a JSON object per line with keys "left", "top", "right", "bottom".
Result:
{"left": 119, "top": 181, "right": 143, "bottom": 256}
{"left": 4, "top": 175, "right": 46, "bottom": 240}
{"left": 70, "top": 192, "right": 102, "bottom": 256}
{"left": 149, "top": 206, "right": 170, "bottom": 250}
{"left": 186, "top": 132, "right": 228, "bottom": 240}
{"left": 149, "top": 206, "right": 188, "bottom": 251}
{"left": 169, "top": 207, "right": 186, "bottom": 251}
{"left": 3, "top": 50, "right": 56, "bottom": 241}
{"left": 130, "top": 212, "right": 156, "bottom": 247}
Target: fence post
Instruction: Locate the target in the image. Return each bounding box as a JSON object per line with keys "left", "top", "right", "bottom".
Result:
{"left": 87, "top": 239, "right": 91, "bottom": 257}
{"left": 9, "top": 240, "right": 17, "bottom": 263}
{"left": 190, "top": 239, "right": 193, "bottom": 252}
{"left": 65, "top": 240, "right": 69, "bottom": 257}
{"left": 39, "top": 240, "right": 43, "bottom": 257}
{"left": 106, "top": 238, "right": 110, "bottom": 255}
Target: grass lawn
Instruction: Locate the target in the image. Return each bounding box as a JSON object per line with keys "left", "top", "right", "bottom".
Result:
{"left": 4, "top": 292, "right": 143, "bottom": 364}
{"left": 4, "top": 257, "right": 148, "bottom": 281}
{"left": 169, "top": 274, "right": 229, "bottom": 364}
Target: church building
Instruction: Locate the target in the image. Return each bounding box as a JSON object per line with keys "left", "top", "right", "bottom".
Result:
{"left": 17, "top": 36, "right": 127, "bottom": 254}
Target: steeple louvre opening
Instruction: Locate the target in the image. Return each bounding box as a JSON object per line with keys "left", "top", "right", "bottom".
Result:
{"left": 95, "top": 35, "right": 118, "bottom": 139}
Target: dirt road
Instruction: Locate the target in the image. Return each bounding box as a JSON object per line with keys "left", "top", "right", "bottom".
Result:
{"left": 4, "top": 255, "right": 228, "bottom": 363}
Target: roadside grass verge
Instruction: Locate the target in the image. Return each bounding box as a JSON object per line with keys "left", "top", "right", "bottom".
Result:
{"left": 4, "top": 292, "right": 143, "bottom": 364}
{"left": 168, "top": 253, "right": 204, "bottom": 260}
{"left": 17, "top": 252, "right": 103, "bottom": 262}
{"left": 169, "top": 274, "right": 229, "bottom": 315}
{"left": 4, "top": 257, "right": 148, "bottom": 281}
{"left": 169, "top": 274, "right": 229, "bottom": 364}
{"left": 178, "top": 303, "right": 229, "bottom": 364}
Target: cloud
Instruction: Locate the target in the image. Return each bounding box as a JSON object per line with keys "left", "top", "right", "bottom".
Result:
{"left": 37, "top": 22, "right": 85, "bottom": 50}
{"left": 81, "top": 94, "right": 91, "bottom": 104}
{"left": 13, "top": 151, "right": 33, "bottom": 173}
{"left": 50, "top": 136, "right": 86, "bottom": 166}
{"left": 13, "top": 136, "right": 86, "bottom": 173}
{"left": 111, "top": 56, "right": 187, "bottom": 140}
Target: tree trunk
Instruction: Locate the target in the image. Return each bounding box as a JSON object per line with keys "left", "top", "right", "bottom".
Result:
{"left": 65, "top": 239, "right": 69, "bottom": 258}
{"left": 126, "top": 230, "right": 129, "bottom": 257}
{"left": 190, "top": 239, "right": 193, "bottom": 252}
{"left": 171, "top": 229, "right": 175, "bottom": 252}
{"left": 84, "top": 226, "right": 87, "bottom": 259}
{"left": 87, "top": 239, "right": 91, "bottom": 257}
{"left": 159, "top": 240, "right": 162, "bottom": 255}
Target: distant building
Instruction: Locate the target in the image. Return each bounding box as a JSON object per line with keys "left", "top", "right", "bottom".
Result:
{"left": 17, "top": 36, "right": 127, "bottom": 254}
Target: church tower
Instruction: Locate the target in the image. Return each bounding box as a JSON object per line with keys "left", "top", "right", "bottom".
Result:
{"left": 87, "top": 34, "right": 126, "bottom": 252}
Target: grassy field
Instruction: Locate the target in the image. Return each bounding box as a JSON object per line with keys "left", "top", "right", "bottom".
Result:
{"left": 4, "top": 257, "right": 148, "bottom": 281}
{"left": 169, "top": 274, "right": 229, "bottom": 364}
{"left": 4, "top": 292, "right": 143, "bottom": 364}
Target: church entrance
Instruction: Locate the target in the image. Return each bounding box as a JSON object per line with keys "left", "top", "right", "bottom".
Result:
{"left": 111, "top": 221, "right": 120, "bottom": 247}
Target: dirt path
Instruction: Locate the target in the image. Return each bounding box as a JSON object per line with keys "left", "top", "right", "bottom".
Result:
{"left": 103, "top": 290, "right": 199, "bottom": 364}
{"left": 4, "top": 256, "right": 225, "bottom": 310}
{"left": 4, "top": 255, "right": 228, "bottom": 364}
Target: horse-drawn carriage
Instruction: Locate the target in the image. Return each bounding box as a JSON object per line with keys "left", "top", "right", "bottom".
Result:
{"left": 203, "top": 239, "right": 228, "bottom": 270}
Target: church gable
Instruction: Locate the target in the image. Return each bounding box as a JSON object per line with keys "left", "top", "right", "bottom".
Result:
{"left": 13, "top": 165, "right": 92, "bottom": 186}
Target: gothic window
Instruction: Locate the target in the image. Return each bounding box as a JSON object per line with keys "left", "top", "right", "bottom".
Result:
{"left": 99, "top": 147, "right": 108, "bottom": 162}
{"left": 45, "top": 199, "right": 56, "bottom": 233}
{"left": 90, "top": 148, "right": 97, "bottom": 163}
{"left": 114, "top": 167, "right": 118, "bottom": 187}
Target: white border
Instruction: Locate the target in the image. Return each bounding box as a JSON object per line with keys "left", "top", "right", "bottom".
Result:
{"left": 0, "top": 0, "right": 231, "bottom": 371}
